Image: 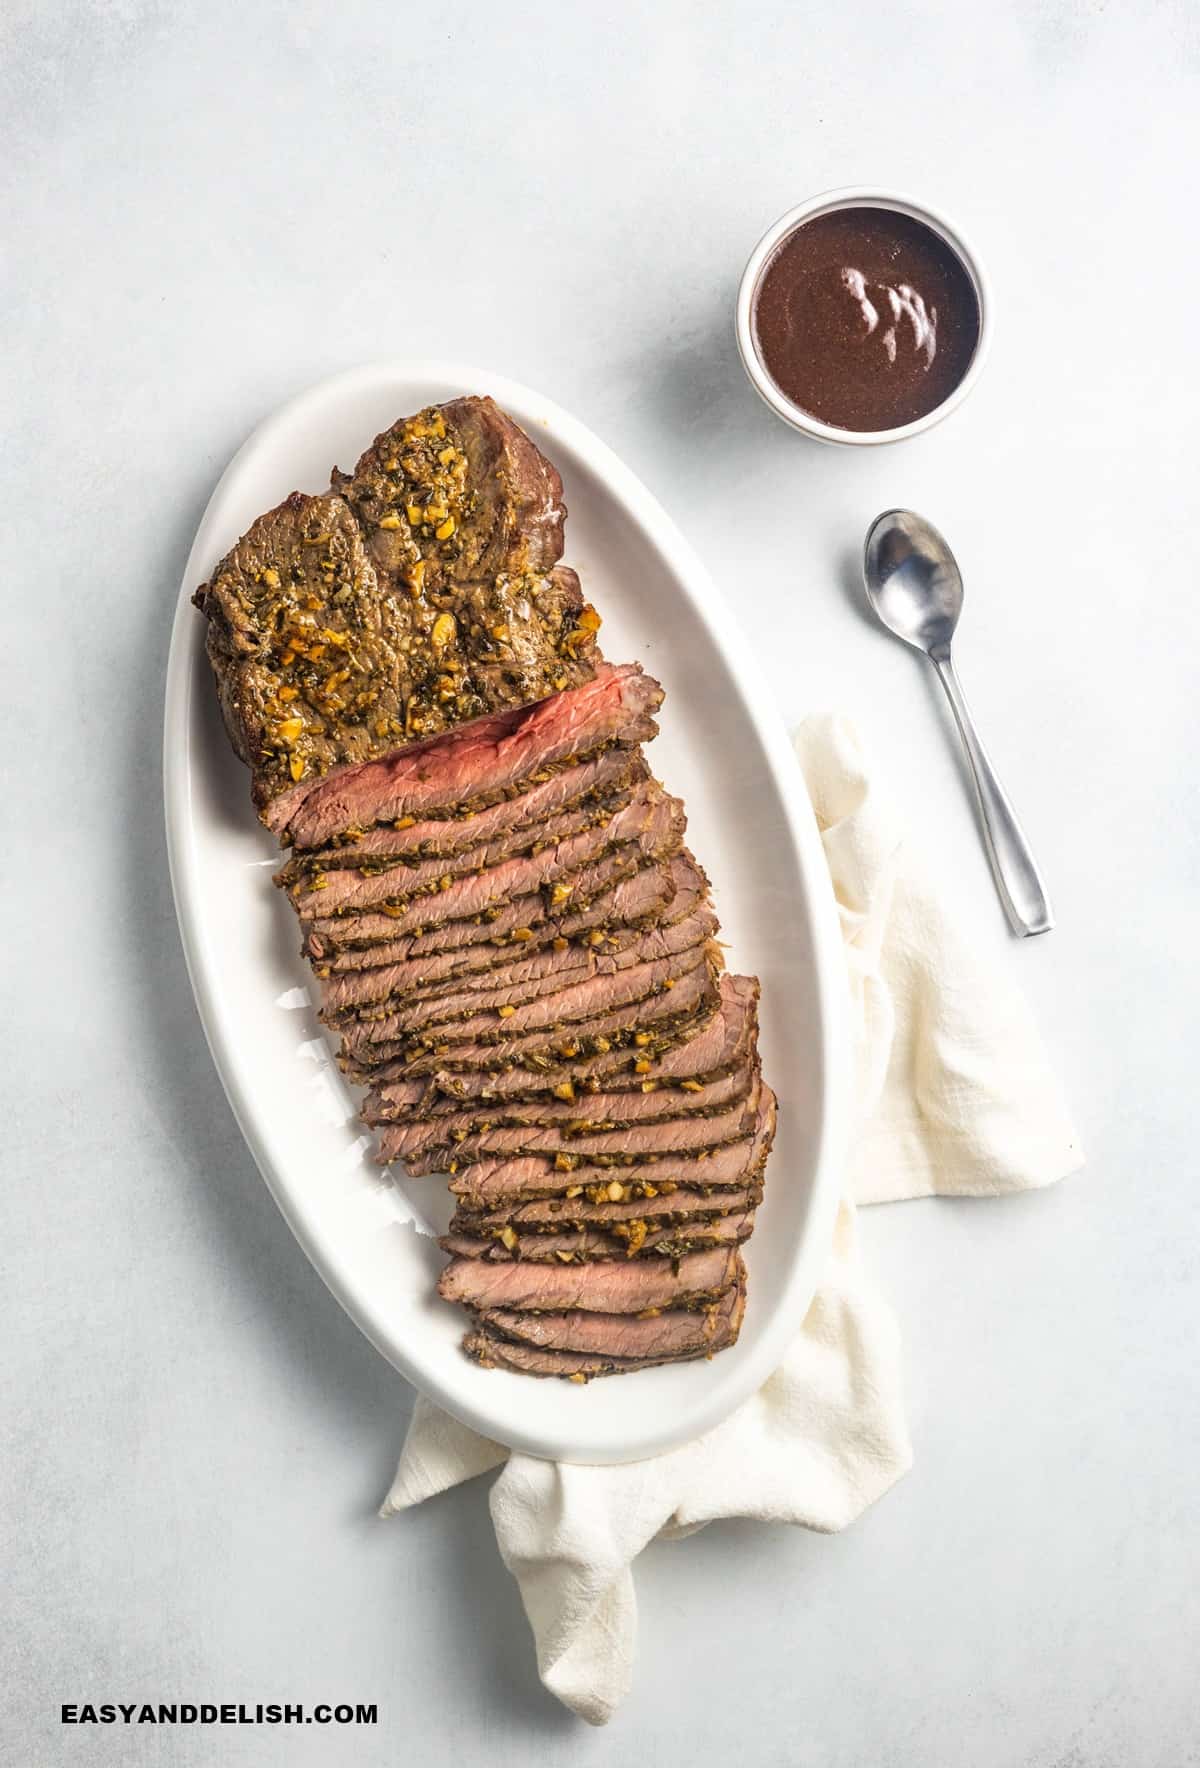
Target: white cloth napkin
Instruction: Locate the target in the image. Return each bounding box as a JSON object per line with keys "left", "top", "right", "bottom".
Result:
{"left": 380, "top": 714, "right": 1083, "bottom": 1726}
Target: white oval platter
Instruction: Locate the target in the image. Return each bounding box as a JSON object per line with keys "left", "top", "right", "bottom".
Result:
{"left": 163, "top": 361, "right": 849, "bottom": 1464}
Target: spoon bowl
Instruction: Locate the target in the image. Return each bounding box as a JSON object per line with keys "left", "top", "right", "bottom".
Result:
{"left": 863, "top": 510, "right": 964, "bottom": 659}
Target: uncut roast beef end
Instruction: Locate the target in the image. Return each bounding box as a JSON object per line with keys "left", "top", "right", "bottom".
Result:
{"left": 193, "top": 398, "right": 610, "bottom": 834}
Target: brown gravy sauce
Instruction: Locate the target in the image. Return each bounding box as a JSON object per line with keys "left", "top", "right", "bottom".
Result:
{"left": 752, "top": 207, "right": 980, "bottom": 431}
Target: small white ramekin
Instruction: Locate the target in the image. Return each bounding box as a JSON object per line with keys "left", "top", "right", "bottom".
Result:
{"left": 735, "top": 186, "right": 992, "bottom": 447}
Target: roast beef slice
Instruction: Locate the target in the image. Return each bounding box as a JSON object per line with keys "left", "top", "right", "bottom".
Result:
{"left": 437, "top": 1245, "right": 739, "bottom": 1313}
{"left": 285, "top": 658, "right": 661, "bottom": 849}
{"left": 438, "top": 1209, "right": 754, "bottom": 1263}
{"left": 476, "top": 1280, "right": 745, "bottom": 1358}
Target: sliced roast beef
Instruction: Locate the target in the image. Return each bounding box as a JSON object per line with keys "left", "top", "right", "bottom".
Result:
{"left": 392, "top": 1073, "right": 760, "bottom": 1173}
{"left": 450, "top": 1181, "right": 762, "bottom": 1234}
{"left": 438, "top": 1210, "right": 754, "bottom": 1263}
{"left": 437, "top": 1245, "right": 739, "bottom": 1314}
{"left": 314, "top": 869, "right": 682, "bottom": 1011}
{"left": 448, "top": 1086, "right": 776, "bottom": 1206}
{"left": 365, "top": 1048, "right": 752, "bottom": 1138}
{"left": 448, "top": 1146, "right": 757, "bottom": 1209}
{"left": 281, "top": 744, "right": 642, "bottom": 877}
{"left": 304, "top": 791, "right": 684, "bottom": 951}
{"left": 297, "top": 780, "right": 674, "bottom": 924}
{"left": 286, "top": 661, "right": 663, "bottom": 849}
{"left": 353, "top": 949, "right": 718, "bottom": 1077}
{"left": 374, "top": 968, "right": 755, "bottom": 1113}
{"left": 321, "top": 898, "right": 685, "bottom": 1025}
{"left": 367, "top": 1044, "right": 748, "bottom": 1133}
{"left": 310, "top": 848, "right": 681, "bottom": 975}
{"left": 289, "top": 769, "right": 647, "bottom": 918}
{"left": 477, "top": 1282, "right": 745, "bottom": 1358}
{"left": 328, "top": 898, "right": 713, "bottom": 1032}
{"left": 624, "top": 972, "right": 757, "bottom": 1080}
{"left": 307, "top": 841, "right": 674, "bottom": 965}
{"left": 350, "top": 932, "right": 710, "bottom": 1059}
{"left": 346, "top": 982, "right": 719, "bottom": 1095}
{"left": 350, "top": 912, "right": 718, "bottom": 1041}
{"left": 351, "top": 939, "right": 711, "bottom": 1065}
{"left": 320, "top": 853, "right": 709, "bottom": 1020}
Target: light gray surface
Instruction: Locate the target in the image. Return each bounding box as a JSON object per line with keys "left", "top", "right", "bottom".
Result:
{"left": 2, "top": 1, "right": 1197, "bottom": 1761}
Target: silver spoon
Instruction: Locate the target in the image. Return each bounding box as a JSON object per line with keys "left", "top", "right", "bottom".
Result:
{"left": 862, "top": 509, "right": 1054, "bottom": 937}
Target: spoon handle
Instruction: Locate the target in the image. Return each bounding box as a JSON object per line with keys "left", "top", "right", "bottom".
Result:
{"left": 931, "top": 653, "right": 1055, "bottom": 936}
